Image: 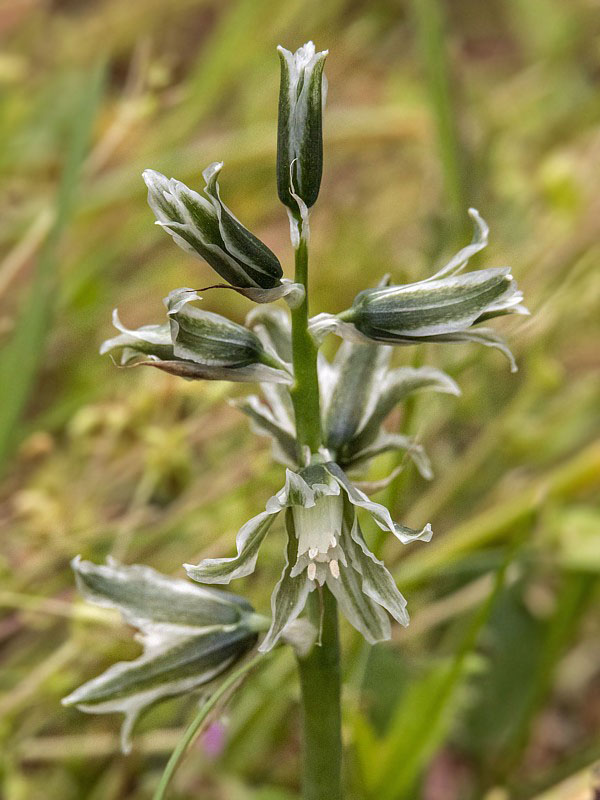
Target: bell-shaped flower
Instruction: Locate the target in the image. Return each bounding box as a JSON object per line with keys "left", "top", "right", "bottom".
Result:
{"left": 100, "top": 289, "right": 292, "bottom": 385}
{"left": 277, "top": 42, "right": 328, "bottom": 213}
{"left": 144, "top": 163, "right": 304, "bottom": 306}
{"left": 232, "top": 306, "right": 458, "bottom": 481}
{"left": 62, "top": 558, "right": 265, "bottom": 753}
{"left": 185, "top": 461, "right": 432, "bottom": 650}
{"left": 310, "top": 209, "right": 529, "bottom": 371}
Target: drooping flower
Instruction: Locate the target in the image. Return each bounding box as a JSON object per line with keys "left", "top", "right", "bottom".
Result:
{"left": 144, "top": 163, "right": 304, "bottom": 306}
{"left": 100, "top": 289, "right": 292, "bottom": 385}
{"left": 185, "top": 461, "right": 432, "bottom": 650}
{"left": 62, "top": 558, "right": 264, "bottom": 753}
{"left": 310, "top": 209, "right": 529, "bottom": 371}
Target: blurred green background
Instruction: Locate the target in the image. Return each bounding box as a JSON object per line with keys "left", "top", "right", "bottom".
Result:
{"left": 1, "top": 1, "right": 600, "bottom": 798}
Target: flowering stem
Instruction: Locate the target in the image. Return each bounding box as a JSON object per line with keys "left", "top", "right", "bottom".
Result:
{"left": 289, "top": 216, "right": 343, "bottom": 799}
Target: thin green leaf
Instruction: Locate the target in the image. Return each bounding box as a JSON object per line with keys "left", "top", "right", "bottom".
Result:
{"left": 152, "top": 651, "right": 273, "bottom": 800}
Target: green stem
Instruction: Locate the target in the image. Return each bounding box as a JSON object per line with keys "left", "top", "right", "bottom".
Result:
{"left": 297, "top": 589, "right": 343, "bottom": 800}
{"left": 288, "top": 217, "right": 343, "bottom": 799}
{"left": 290, "top": 232, "right": 322, "bottom": 456}
{"left": 153, "top": 651, "right": 270, "bottom": 800}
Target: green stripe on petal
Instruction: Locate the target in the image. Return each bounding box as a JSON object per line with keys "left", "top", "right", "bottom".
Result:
{"left": 63, "top": 626, "right": 256, "bottom": 753}
{"left": 277, "top": 42, "right": 327, "bottom": 210}
{"left": 144, "top": 168, "right": 285, "bottom": 294}
{"left": 166, "top": 289, "right": 264, "bottom": 367}
{"left": 325, "top": 561, "right": 390, "bottom": 645}
{"left": 353, "top": 268, "right": 518, "bottom": 339}
{"left": 202, "top": 162, "right": 283, "bottom": 288}
{"left": 259, "top": 511, "right": 311, "bottom": 652}
{"left": 144, "top": 170, "right": 255, "bottom": 288}
{"left": 62, "top": 560, "right": 259, "bottom": 753}
{"left": 71, "top": 557, "right": 251, "bottom": 628}
{"left": 342, "top": 508, "right": 409, "bottom": 627}
{"left": 324, "top": 340, "right": 391, "bottom": 453}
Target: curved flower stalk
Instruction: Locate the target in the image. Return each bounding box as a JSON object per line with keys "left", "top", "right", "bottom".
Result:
{"left": 310, "top": 209, "right": 529, "bottom": 371}
{"left": 185, "top": 461, "right": 432, "bottom": 649}
{"left": 144, "top": 163, "right": 304, "bottom": 307}
{"left": 236, "top": 305, "right": 459, "bottom": 478}
{"left": 100, "top": 289, "right": 292, "bottom": 384}
{"left": 62, "top": 558, "right": 266, "bottom": 753}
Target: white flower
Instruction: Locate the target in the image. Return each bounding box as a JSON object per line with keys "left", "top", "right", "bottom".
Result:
{"left": 185, "top": 461, "right": 432, "bottom": 650}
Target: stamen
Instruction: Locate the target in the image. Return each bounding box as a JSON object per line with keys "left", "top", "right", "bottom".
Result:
{"left": 307, "top": 563, "right": 317, "bottom": 581}
{"left": 329, "top": 560, "right": 340, "bottom": 579}
{"left": 330, "top": 535, "right": 337, "bottom": 548}
{"left": 308, "top": 547, "right": 319, "bottom": 560}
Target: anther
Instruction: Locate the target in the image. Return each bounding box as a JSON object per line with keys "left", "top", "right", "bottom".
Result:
{"left": 329, "top": 560, "right": 340, "bottom": 579}
{"left": 307, "top": 563, "right": 317, "bottom": 581}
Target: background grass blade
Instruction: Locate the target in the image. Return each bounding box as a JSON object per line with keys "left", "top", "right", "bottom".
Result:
{"left": 0, "top": 62, "right": 105, "bottom": 472}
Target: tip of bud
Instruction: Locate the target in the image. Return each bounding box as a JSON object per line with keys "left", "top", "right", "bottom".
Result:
{"left": 142, "top": 168, "right": 164, "bottom": 188}
{"left": 202, "top": 161, "right": 224, "bottom": 185}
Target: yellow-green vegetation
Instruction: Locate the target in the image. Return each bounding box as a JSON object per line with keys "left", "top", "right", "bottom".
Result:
{"left": 1, "top": 1, "right": 599, "bottom": 798}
